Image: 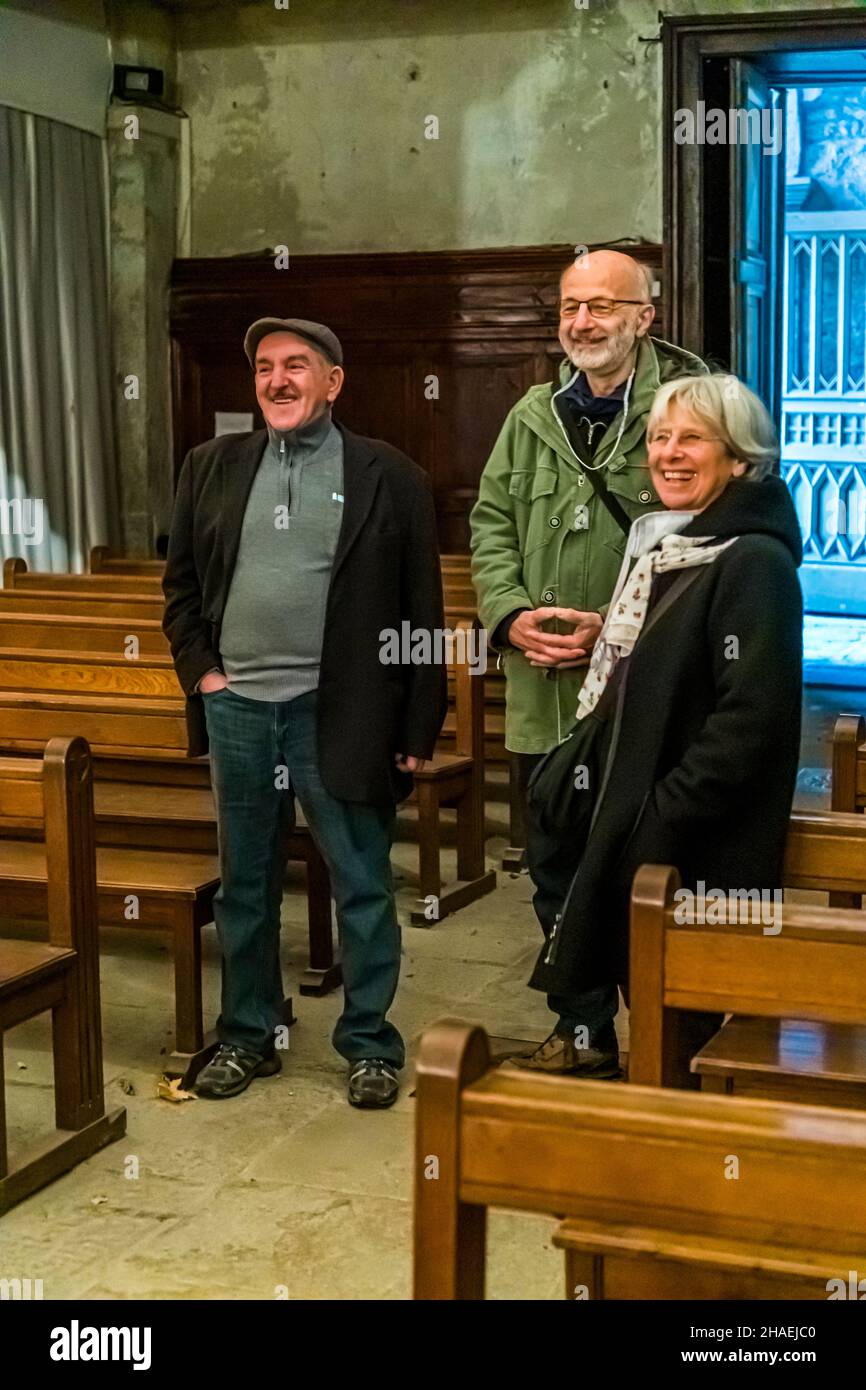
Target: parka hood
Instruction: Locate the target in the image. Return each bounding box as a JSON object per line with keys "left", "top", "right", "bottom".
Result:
{"left": 679, "top": 473, "right": 803, "bottom": 568}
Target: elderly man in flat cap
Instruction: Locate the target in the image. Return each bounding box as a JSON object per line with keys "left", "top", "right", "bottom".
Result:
{"left": 163, "top": 318, "right": 446, "bottom": 1105}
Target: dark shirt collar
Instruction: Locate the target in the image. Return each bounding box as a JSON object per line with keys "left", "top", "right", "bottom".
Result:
{"left": 565, "top": 371, "right": 627, "bottom": 419}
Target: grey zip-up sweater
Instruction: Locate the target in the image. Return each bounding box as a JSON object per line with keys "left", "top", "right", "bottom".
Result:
{"left": 219, "top": 411, "right": 345, "bottom": 701}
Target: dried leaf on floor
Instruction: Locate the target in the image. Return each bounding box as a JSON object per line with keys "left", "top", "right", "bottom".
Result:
{"left": 157, "top": 1075, "right": 197, "bottom": 1103}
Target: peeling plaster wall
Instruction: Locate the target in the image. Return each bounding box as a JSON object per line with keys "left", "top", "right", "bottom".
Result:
{"left": 176, "top": 0, "right": 844, "bottom": 257}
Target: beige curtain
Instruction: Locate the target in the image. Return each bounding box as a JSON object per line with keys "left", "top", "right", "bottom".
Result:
{"left": 0, "top": 104, "right": 119, "bottom": 572}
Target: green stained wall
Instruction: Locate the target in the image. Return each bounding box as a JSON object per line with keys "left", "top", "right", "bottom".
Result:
{"left": 177, "top": 0, "right": 843, "bottom": 258}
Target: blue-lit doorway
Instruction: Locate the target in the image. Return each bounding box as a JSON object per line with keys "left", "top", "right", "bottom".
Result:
{"left": 779, "top": 77, "right": 866, "bottom": 685}
{"left": 665, "top": 28, "right": 866, "bottom": 691}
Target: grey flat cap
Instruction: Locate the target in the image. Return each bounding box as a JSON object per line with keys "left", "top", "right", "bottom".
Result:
{"left": 244, "top": 317, "right": 343, "bottom": 368}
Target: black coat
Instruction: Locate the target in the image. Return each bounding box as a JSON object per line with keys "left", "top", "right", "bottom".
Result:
{"left": 529, "top": 474, "right": 804, "bottom": 997}
{"left": 162, "top": 422, "right": 447, "bottom": 806}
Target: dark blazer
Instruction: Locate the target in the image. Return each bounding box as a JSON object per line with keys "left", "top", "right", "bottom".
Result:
{"left": 529, "top": 474, "right": 804, "bottom": 998}
{"left": 162, "top": 421, "right": 447, "bottom": 806}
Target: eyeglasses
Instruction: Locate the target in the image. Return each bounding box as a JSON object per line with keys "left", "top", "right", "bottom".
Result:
{"left": 559, "top": 299, "right": 649, "bottom": 319}
{"left": 648, "top": 431, "right": 722, "bottom": 448}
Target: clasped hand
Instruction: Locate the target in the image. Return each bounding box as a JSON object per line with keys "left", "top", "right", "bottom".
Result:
{"left": 509, "top": 606, "right": 603, "bottom": 669}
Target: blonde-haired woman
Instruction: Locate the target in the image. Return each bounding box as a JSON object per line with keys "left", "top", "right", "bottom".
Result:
{"left": 517, "top": 375, "right": 803, "bottom": 1078}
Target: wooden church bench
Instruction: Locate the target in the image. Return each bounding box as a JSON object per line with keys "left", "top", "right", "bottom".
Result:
{"left": 413, "top": 1019, "right": 866, "bottom": 1299}
{"left": 0, "top": 835, "right": 220, "bottom": 1061}
{"left": 441, "top": 553, "right": 543, "bottom": 868}
{"left": 628, "top": 856, "right": 866, "bottom": 1095}
{"left": 0, "top": 610, "right": 170, "bottom": 658}
{"left": 0, "top": 694, "right": 339, "bottom": 1004}
{"left": 0, "top": 648, "right": 182, "bottom": 699}
{"left": 90, "top": 546, "right": 165, "bottom": 577}
{"left": 440, "top": 554, "right": 507, "bottom": 766}
{"left": 0, "top": 689, "right": 190, "bottom": 761}
{"left": 0, "top": 588, "right": 164, "bottom": 621}
{"left": 408, "top": 619, "right": 496, "bottom": 924}
{"left": 0, "top": 738, "right": 126, "bottom": 1214}
{"left": 690, "top": 1015, "right": 866, "bottom": 1110}
{"left": 90, "top": 780, "right": 338, "bottom": 997}
{"left": 3, "top": 557, "right": 162, "bottom": 594}
{"left": 687, "top": 809, "right": 866, "bottom": 1106}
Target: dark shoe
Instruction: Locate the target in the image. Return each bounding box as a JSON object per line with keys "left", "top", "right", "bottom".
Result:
{"left": 508, "top": 1031, "right": 621, "bottom": 1079}
{"left": 196, "top": 1044, "right": 281, "bottom": 1099}
{"left": 347, "top": 1059, "right": 399, "bottom": 1109}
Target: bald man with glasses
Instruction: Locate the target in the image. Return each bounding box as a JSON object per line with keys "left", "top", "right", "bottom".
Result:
{"left": 470, "top": 248, "right": 707, "bottom": 1075}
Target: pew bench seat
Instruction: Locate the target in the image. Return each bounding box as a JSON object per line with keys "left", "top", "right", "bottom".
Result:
{"left": 692, "top": 1014, "right": 866, "bottom": 1110}
{"left": 0, "top": 737, "right": 126, "bottom": 1214}
{"left": 0, "top": 938, "right": 75, "bottom": 1003}
{"left": 552, "top": 1215, "right": 854, "bottom": 1300}
{"left": 91, "top": 781, "right": 340, "bottom": 997}
{"left": 0, "top": 839, "right": 218, "bottom": 1056}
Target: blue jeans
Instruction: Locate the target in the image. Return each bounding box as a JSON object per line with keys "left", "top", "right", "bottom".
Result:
{"left": 203, "top": 686, "right": 404, "bottom": 1067}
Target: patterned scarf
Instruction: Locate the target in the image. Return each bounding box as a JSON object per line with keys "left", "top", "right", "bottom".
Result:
{"left": 575, "top": 531, "right": 738, "bottom": 719}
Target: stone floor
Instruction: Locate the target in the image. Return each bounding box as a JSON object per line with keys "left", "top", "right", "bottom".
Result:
{"left": 2, "top": 683, "right": 865, "bottom": 1301}
{"left": 0, "top": 811, "right": 566, "bottom": 1300}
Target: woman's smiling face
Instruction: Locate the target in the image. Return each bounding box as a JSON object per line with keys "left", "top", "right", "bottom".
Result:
{"left": 647, "top": 402, "right": 747, "bottom": 513}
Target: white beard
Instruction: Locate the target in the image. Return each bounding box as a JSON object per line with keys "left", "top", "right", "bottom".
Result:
{"left": 565, "top": 320, "right": 636, "bottom": 373}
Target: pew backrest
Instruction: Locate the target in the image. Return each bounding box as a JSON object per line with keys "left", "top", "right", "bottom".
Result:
{"left": 0, "top": 590, "right": 164, "bottom": 620}
{"left": 629, "top": 849, "right": 866, "bottom": 1088}
{"left": 0, "top": 736, "right": 98, "bottom": 953}
{"left": 413, "top": 1020, "right": 866, "bottom": 1299}
{"left": 90, "top": 547, "right": 164, "bottom": 577}
{"left": 4, "top": 557, "right": 162, "bottom": 594}
{"left": 0, "top": 612, "right": 169, "bottom": 657}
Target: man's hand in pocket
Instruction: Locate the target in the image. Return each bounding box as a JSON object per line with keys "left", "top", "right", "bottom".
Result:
{"left": 199, "top": 671, "right": 229, "bottom": 694}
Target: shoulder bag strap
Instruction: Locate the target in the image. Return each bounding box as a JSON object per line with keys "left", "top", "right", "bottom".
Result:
{"left": 552, "top": 393, "right": 633, "bottom": 537}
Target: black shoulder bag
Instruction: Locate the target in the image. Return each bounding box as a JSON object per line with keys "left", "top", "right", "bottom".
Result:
{"left": 526, "top": 566, "right": 705, "bottom": 841}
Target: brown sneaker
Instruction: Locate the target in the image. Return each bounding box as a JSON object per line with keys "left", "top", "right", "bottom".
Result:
{"left": 508, "top": 1031, "right": 622, "bottom": 1079}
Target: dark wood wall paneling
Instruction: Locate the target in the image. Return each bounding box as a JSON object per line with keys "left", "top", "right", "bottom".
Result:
{"left": 169, "top": 244, "right": 664, "bottom": 551}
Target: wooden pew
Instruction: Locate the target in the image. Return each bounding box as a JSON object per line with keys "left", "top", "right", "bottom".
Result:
{"left": 0, "top": 620, "right": 338, "bottom": 1046}
{"left": 0, "top": 612, "right": 339, "bottom": 996}
{"left": 441, "top": 554, "right": 506, "bottom": 768}
{"left": 0, "top": 649, "right": 181, "bottom": 699}
{"left": 0, "top": 610, "right": 170, "bottom": 657}
{"left": 414, "top": 1020, "right": 866, "bottom": 1299}
{"left": 628, "top": 843, "right": 866, "bottom": 1098}
{"left": 4, "top": 557, "right": 162, "bottom": 594}
{"left": 832, "top": 713, "right": 866, "bottom": 815}
{"left": 408, "top": 619, "right": 496, "bottom": 924}
{"left": 0, "top": 698, "right": 337, "bottom": 1037}
{"left": 1, "top": 836, "right": 219, "bottom": 1062}
{"left": 1, "top": 556, "right": 498, "bottom": 941}
{"left": 692, "top": 811, "right": 866, "bottom": 1100}
{"left": 3, "top": 551, "right": 511, "bottom": 760}
{"left": 0, "top": 588, "right": 164, "bottom": 621}
{"left": 90, "top": 780, "right": 337, "bottom": 998}
{"left": 676, "top": 810, "right": 866, "bottom": 1104}
{"left": 0, "top": 737, "right": 126, "bottom": 1213}
{"left": 90, "top": 546, "right": 164, "bottom": 577}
